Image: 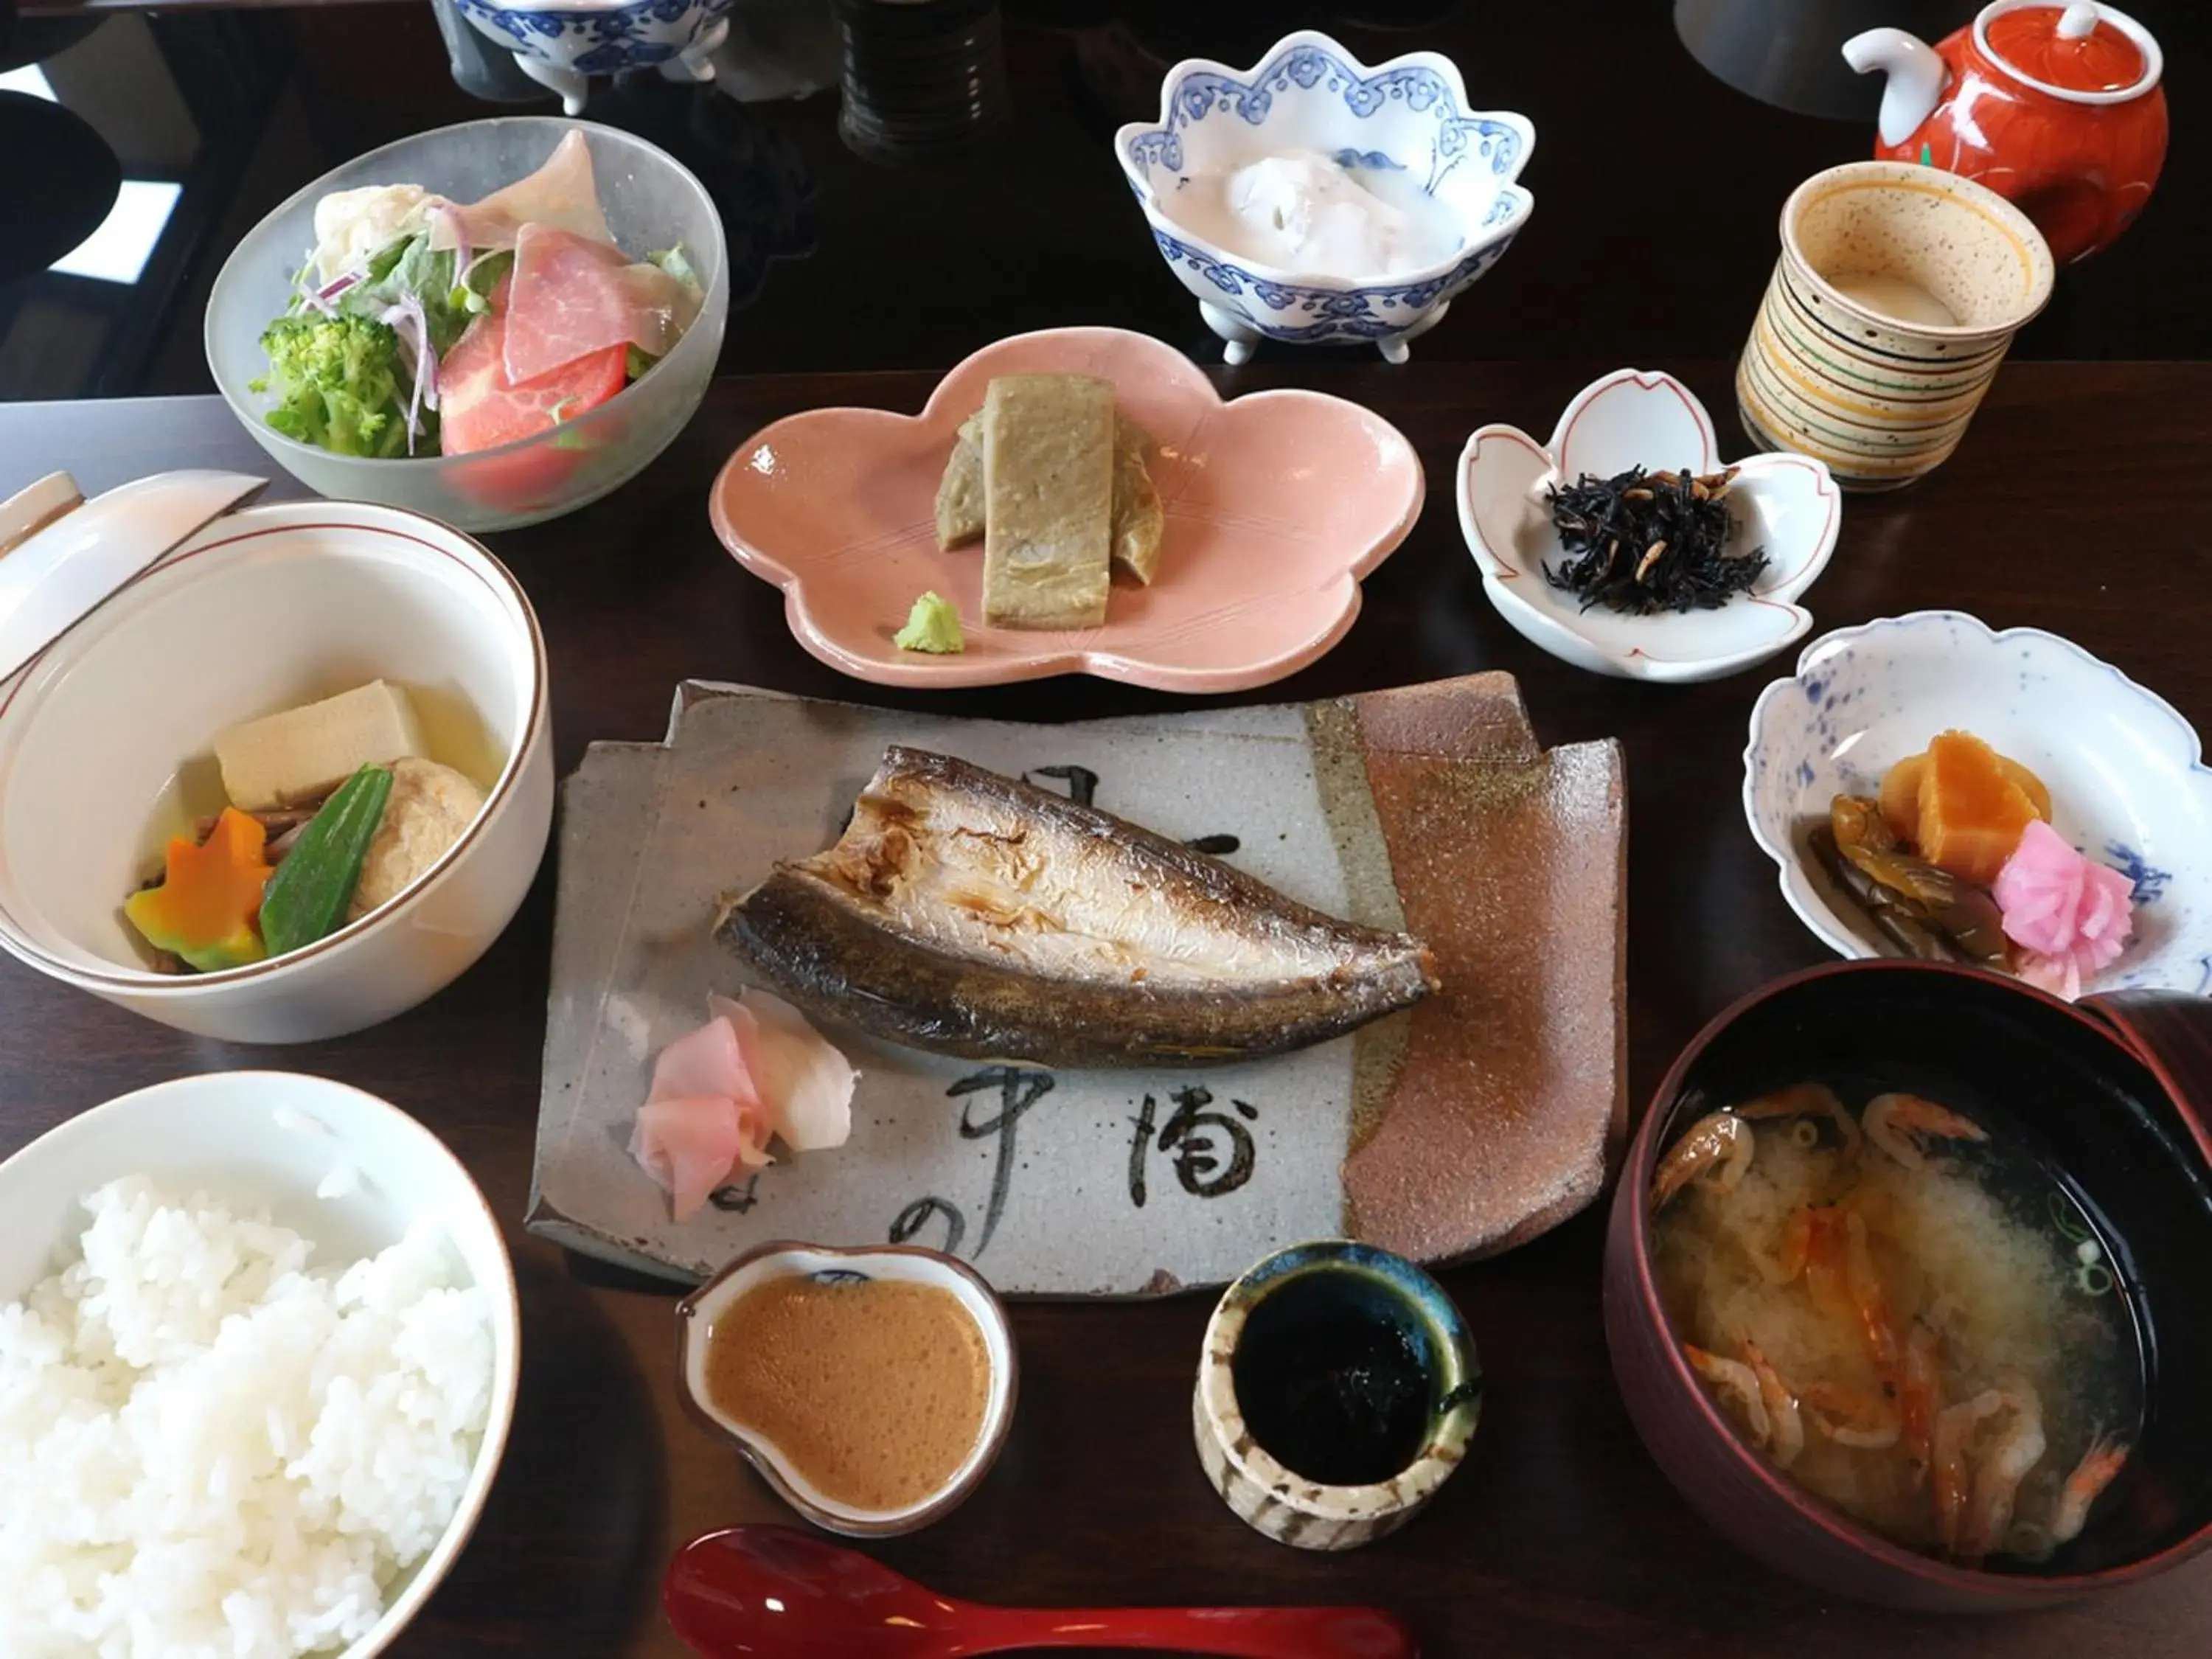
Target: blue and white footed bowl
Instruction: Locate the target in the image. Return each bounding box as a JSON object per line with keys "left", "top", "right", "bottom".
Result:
{"left": 1114, "top": 30, "right": 1533, "bottom": 365}
{"left": 1744, "top": 612, "right": 2212, "bottom": 995}
{"left": 455, "top": 0, "right": 734, "bottom": 115}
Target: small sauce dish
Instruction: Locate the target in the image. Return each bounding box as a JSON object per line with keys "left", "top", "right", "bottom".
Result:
{"left": 1194, "top": 1239, "right": 1481, "bottom": 1551}
{"left": 676, "top": 1239, "right": 1018, "bottom": 1537}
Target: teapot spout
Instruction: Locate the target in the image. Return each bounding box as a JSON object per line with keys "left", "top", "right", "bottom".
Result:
{"left": 1843, "top": 27, "right": 1949, "bottom": 149}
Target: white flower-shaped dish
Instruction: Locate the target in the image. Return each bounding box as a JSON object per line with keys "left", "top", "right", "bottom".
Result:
{"left": 1745, "top": 612, "right": 2212, "bottom": 995}
{"left": 1458, "top": 369, "right": 1840, "bottom": 683}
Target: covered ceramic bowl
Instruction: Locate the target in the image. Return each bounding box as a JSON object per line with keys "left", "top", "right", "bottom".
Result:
{"left": 0, "top": 475, "right": 552, "bottom": 1043}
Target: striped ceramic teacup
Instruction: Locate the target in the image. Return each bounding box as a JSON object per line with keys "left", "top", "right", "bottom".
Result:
{"left": 1739, "top": 160, "right": 2055, "bottom": 491}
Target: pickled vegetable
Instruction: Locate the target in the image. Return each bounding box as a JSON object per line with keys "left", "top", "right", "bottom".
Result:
{"left": 1879, "top": 732, "right": 2050, "bottom": 886}
{"left": 1829, "top": 794, "right": 2011, "bottom": 969}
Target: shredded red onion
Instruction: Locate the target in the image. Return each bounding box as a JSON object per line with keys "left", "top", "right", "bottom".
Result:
{"left": 437, "top": 204, "right": 473, "bottom": 268}
{"left": 379, "top": 297, "right": 434, "bottom": 454}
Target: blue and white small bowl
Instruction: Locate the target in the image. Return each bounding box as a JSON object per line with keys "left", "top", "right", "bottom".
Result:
{"left": 454, "top": 0, "right": 733, "bottom": 115}
{"left": 1114, "top": 30, "right": 1533, "bottom": 365}
{"left": 1745, "top": 612, "right": 2212, "bottom": 995}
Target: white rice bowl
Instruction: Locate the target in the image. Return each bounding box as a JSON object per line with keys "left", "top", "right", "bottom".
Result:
{"left": 0, "top": 1177, "right": 495, "bottom": 1659}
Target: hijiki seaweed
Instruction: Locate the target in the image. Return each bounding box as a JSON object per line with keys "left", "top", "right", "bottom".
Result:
{"left": 1544, "top": 465, "right": 1767, "bottom": 615}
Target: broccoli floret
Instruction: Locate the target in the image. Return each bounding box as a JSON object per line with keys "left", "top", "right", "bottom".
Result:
{"left": 251, "top": 313, "right": 418, "bottom": 458}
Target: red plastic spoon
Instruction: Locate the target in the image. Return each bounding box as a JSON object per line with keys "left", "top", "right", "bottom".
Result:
{"left": 664, "top": 1527, "right": 1416, "bottom": 1659}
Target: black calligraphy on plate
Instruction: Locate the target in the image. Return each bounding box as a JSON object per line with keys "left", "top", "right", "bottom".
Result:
{"left": 887, "top": 1066, "right": 1054, "bottom": 1260}
{"left": 1022, "top": 762, "right": 1238, "bottom": 854}
{"left": 888, "top": 1195, "right": 967, "bottom": 1256}
{"left": 1022, "top": 764, "right": 1100, "bottom": 808}
{"left": 708, "top": 1174, "right": 762, "bottom": 1213}
{"left": 1128, "top": 1085, "right": 1259, "bottom": 1206}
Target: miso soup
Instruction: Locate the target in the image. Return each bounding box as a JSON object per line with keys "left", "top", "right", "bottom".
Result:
{"left": 1650, "top": 1083, "right": 2142, "bottom": 1565}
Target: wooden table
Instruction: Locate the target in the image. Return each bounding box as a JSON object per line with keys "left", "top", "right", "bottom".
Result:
{"left": 1, "top": 359, "right": 2205, "bottom": 1658}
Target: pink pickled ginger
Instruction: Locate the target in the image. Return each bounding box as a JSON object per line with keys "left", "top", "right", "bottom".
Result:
{"left": 503, "top": 223, "right": 701, "bottom": 385}
{"left": 630, "top": 1016, "right": 775, "bottom": 1220}
{"left": 430, "top": 130, "right": 611, "bottom": 257}
{"left": 1992, "top": 818, "right": 2135, "bottom": 1001}
{"left": 630, "top": 1096, "right": 771, "bottom": 1221}
{"left": 712, "top": 989, "right": 857, "bottom": 1153}
{"left": 630, "top": 991, "right": 855, "bottom": 1220}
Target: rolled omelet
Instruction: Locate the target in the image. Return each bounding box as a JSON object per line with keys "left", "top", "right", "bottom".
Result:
{"left": 347, "top": 757, "right": 488, "bottom": 919}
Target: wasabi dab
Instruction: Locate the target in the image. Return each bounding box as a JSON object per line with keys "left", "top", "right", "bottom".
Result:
{"left": 894, "top": 591, "right": 965, "bottom": 654}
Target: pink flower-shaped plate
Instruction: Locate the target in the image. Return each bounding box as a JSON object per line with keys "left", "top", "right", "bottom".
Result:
{"left": 1458, "top": 368, "right": 1840, "bottom": 684}
{"left": 709, "top": 327, "right": 1424, "bottom": 690}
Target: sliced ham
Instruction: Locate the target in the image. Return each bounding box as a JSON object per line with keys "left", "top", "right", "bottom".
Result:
{"left": 502, "top": 223, "right": 702, "bottom": 386}
{"left": 429, "top": 130, "right": 611, "bottom": 258}
{"left": 712, "top": 990, "right": 857, "bottom": 1153}
{"left": 438, "top": 276, "right": 628, "bottom": 456}
{"left": 630, "top": 1095, "right": 771, "bottom": 1221}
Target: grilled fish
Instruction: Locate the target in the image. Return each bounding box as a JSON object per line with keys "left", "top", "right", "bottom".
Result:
{"left": 716, "top": 746, "right": 1439, "bottom": 1068}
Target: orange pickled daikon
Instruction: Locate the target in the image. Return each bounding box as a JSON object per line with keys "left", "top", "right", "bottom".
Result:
{"left": 1878, "top": 731, "right": 2051, "bottom": 887}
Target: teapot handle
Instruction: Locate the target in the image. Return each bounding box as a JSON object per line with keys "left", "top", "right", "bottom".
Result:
{"left": 2077, "top": 987, "right": 2212, "bottom": 1172}
{"left": 1843, "top": 27, "right": 1950, "bottom": 148}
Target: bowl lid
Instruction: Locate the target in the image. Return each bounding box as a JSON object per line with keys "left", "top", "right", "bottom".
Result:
{"left": 0, "top": 469, "right": 267, "bottom": 685}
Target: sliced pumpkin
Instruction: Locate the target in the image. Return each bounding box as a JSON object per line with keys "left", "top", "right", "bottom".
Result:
{"left": 1909, "top": 731, "right": 2051, "bottom": 887}
{"left": 1879, "top": 735, "right": 2052, "bottom": 849}
{"left": 125, "top": 807, "right": 271, "bottom": 973}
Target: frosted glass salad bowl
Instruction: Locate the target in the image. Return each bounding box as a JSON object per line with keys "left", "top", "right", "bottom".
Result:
{"left": 206, "top": 116, "right": 728, "bottom": 533}
{"left": 1115, "top": 29, "right": 1534, "bottom": 364}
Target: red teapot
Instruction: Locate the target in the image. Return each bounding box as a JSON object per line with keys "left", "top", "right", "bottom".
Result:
{"left": 1844, "top": 1, "right": 2165, "bottom": 264}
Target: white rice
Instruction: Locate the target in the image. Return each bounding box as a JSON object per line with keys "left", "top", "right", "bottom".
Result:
{"left": 0, "top": 1177, "right": 495, "bottom": 1659}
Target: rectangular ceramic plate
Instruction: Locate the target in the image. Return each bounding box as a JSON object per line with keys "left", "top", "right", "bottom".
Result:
{"left": 528, "top": 674, "right": 1626, "bottom": 1296}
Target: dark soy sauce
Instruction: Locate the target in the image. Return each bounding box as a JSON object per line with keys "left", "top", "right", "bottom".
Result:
{"left": 1231, "top": 1267, "right": 1433, "bottom": 1486}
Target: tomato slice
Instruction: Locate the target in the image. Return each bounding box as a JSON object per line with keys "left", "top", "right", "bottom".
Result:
{"left": 439, "top": 303, "right": 628, "bottom": 457}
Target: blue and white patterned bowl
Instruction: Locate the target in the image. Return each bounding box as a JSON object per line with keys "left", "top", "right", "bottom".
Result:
{"left": 1114, "top": 30, "right": 1533, "bottom": 365}
{"left": 1744, "top": 612, "right": 2212, "bottom": 995}
{"left": 454, "top": 0, "right": 734, "bottom": 114}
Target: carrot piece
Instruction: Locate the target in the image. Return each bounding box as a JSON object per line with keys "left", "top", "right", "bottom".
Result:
{"left": 124, "top": 807, "right": 271, "bottom": 972}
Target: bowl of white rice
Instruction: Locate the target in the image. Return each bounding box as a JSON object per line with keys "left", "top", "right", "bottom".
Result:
{"left": 0, "top": 1071, "right": 520, "bottom": 1659}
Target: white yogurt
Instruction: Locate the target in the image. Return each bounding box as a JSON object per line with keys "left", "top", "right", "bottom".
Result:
{"left": 1161, "top": 149, "right": 1462, "bottom": 280}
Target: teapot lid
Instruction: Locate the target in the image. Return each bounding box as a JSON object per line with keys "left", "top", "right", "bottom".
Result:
{"left": 1975, "top": 1, "right": 2161, "bottom": 103}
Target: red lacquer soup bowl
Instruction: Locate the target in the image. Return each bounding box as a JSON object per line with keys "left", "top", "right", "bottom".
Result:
{"left": 1603, "top": 960, "right": 2212, "bottom": 1612}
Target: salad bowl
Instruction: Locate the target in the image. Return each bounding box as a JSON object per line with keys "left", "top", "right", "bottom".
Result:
{"left": 1744, "top": 612, "right": 2212, "bottom": 994}
{"left": 452, "top": 0, "right": 734, "bottom": 116}
{"left": 1458, "top": 369, "right": 1838, "bottom": 684}
{"left": 1115, "top": 30, "right": 1533, "bottom": 364}
{"left": 206, "top": 117, "right": 728, "bottom": 533}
